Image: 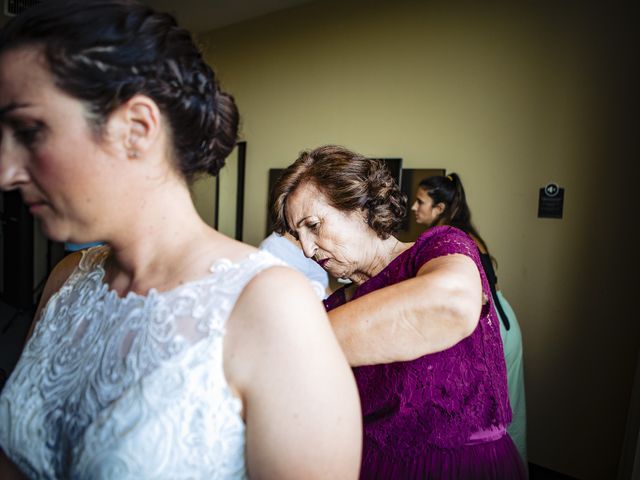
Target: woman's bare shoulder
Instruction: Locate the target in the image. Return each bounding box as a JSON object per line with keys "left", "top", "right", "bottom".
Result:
{"left": 50, "top": 251, "right": 84, "bottom": 284}
{"left": 230, "top": 265, "right": 324, "bottom": 331}
{"left": 223, "top": 265, "right": 332, "bottom": 383}
{"left": 38, "top": 251, "right": 84, "bottom": 307}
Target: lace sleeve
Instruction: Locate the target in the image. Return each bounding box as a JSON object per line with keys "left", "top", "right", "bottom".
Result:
{"left": 412, "top": 226, "right": 481, "bottom": 271}
{"left": 412, "top": 226, "right": 491, "bottom": 310}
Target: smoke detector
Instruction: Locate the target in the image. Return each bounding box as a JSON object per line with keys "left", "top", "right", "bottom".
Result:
{"left": 4, "top": 0, "right": 43, "bottom": 17}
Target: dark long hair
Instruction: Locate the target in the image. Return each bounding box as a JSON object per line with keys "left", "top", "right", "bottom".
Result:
{"left": 0, "top": 0, "right": 239, "bottom": 181}
{"left": 419, "top": 173, "right": 492, "bottom": 258}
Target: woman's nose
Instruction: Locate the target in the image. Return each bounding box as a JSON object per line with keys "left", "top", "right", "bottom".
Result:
{"left": 411, "top": 201, "right": 418, "bottom": 212}
{"left": 0, "top": 143, "right": 30, "bottom": 191}
{"left": 299, "top": 237, "right": 317, "bottom": 259}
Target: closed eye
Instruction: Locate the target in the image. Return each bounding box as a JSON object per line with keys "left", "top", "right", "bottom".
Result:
{"left": 14, "top": 123, "right": 44, "bottom": 148}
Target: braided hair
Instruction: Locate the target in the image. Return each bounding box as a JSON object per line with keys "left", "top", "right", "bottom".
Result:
{"left": 271, "top": 145, "right": 407, "bottom": 239}
{"left": 0, "top": 0, "right": 238, "bottom": 181}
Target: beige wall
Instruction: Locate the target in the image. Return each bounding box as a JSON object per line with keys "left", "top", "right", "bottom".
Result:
{"left": 196, "top": 1, "right": 636, "bottom": 478}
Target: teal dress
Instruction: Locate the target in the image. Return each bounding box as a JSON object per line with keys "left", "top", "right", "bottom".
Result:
{"left": 497, "top": 290, "right": 527, "bottom": 465}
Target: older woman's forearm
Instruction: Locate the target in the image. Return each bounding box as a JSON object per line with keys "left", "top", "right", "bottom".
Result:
{"left": 328, "top": 255, "right": 483, "bottom": 366}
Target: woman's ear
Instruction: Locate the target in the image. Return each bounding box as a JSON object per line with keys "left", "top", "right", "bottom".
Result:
{"left": 434, "top": 202, "right": 446, "bottom": 217}
{"left": 114, "top": 95, "right": 162, "bottom": 160}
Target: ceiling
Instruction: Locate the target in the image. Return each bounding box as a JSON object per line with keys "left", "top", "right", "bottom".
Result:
{"left": 142, "top": 0, "right": 317, "bottom": 33}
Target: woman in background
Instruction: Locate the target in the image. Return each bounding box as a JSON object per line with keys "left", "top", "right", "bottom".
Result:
{"left": 0, "top": 2, "right": 361, "bottom": 478}
{"left": 273, "top": 145, "right": 526, "bottom": 479}
{"left": 412, "top": 172, "right": 527, "bottom": 465}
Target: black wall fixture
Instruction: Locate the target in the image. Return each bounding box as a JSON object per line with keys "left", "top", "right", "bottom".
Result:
{"left": 214, "top": 141, "right": 246, "bottom": 241}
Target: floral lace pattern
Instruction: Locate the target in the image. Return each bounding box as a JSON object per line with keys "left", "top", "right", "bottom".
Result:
{"left": 0, "top": 246, "right": 284, "bottom": 479}
{"left": 325, "top": 227, "right": 520, "bottom": 477}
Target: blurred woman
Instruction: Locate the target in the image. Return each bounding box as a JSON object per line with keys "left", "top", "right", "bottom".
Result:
{"left": 273, "top": 145, "right": 526, "bottom": 479}
{"left": 412, "top": 172, "right": 527, "bottom": 465}
{"left": 0, "top": 2, "right": 361, "bottom": 478}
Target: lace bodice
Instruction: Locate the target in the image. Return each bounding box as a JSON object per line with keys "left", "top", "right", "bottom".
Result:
{"left": 0, "top": 246, "right": 284, "bottom": 479}
{"left": 324, "top": 226, "right": 513, "bottom": 475}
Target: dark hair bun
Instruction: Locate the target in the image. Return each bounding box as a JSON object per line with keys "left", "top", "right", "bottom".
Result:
{"left": 203, "top": 91, "right": 239, "bottom": 177}
{"left": 364, "top": 160, "right": 407, "bottom": 236}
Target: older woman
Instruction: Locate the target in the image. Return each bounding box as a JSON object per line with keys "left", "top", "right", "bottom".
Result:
{"left": 273, "top": 145, "right": 526, "bottom": 479}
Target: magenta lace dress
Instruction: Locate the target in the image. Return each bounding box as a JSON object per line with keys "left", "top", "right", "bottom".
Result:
{"left": 324, "top": 227, "right": 526, "bottom": 479}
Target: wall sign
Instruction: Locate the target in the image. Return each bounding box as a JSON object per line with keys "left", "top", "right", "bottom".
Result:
{"left": 538, "top": 183, "right": 564, "bottom": 219}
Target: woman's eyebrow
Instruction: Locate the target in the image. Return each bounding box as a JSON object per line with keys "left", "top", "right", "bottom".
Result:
{"left": 296, "top": 216, "right": 312, "bottom": 228}
{"left": 0, "top": 102, "right": 30, "bottom": 120}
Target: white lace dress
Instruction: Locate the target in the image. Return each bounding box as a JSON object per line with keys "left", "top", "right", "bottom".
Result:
{"left": 0, "top": 246, "right": 283, "bottom": 479}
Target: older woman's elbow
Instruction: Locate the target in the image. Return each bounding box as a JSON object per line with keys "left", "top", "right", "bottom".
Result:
{"left": 450, "top": 291, "right": 482, "bottom": 339}
{"left": 460, "top": 307, "right": 481, "bottom": 338}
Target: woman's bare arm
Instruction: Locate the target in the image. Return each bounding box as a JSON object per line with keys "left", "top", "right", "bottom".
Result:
{"left": 329, "top": 254, "right": 483, "bottom": 366}
{"left": 224, "top": 266, "right": 362, "bottom": 479}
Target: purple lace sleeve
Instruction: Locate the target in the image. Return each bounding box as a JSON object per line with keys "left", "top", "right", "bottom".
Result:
{"left": 414, "top": 226, "right": 477, "bottom": 261}
{"left": 413, "top": 226, "right": 486, "bottom": 281}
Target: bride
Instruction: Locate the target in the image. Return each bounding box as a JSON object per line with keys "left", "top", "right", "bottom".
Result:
{"left": 0, "top": 1, "right": 361, "bottom": 478}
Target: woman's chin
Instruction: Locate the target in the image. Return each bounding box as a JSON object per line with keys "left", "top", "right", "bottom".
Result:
{"left": 327, "top": 267, "right": 349, "bottom": 280}
{"left": 328, "top": 273, "right": 350, "bottom": 285}
{"left": 37, "top": 220, "right": 68, "bottom": 243}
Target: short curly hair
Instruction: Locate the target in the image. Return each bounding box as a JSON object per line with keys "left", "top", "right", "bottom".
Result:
{"left": 271, "top": 145, "right": 407, "bottom": 239}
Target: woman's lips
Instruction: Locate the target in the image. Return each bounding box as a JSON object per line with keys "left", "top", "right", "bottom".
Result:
{"left": 27, "top": 202, "right": 46, "bottom": 215}
{"left": 316, "top": 258, "right": 329, "bottom": 267}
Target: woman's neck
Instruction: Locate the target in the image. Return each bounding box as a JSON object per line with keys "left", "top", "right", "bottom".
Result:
{"left": 101, "top": 180, "right": 224, "bottom": 296}
{"left": 350, "top": 236, "right": 412, "bottom": 286}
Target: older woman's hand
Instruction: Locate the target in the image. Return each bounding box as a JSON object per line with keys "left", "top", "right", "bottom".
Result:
{"left": 328, "top": 253, "right": 483, "bottom": 367}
